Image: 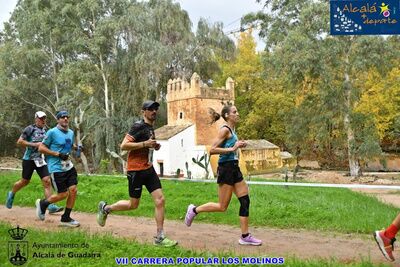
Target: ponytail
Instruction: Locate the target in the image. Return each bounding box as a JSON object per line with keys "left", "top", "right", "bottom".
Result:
{"left": 208, "top": 105, "right": 233, "bottom": 124}
{"left": 208, "top": 108, "right": 220, "bottom": 124}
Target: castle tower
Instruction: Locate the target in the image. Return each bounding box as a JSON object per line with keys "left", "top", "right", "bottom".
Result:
{"left": 166, "top": 73, "right": 235, "bottom": 145}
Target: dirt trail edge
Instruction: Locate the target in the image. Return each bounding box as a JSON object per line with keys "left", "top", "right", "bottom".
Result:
{"left": 0, "top": 205, "right": 387, "bottom": 264}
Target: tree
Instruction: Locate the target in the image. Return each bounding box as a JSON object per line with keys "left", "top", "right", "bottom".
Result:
{"left": 0, "top": 0, "right": 236, "bottom": 173}
{"left": 192, "top": 18, "right": 236, "bottom": 83}
{"left": 244, "top": 0, "right": 398, "bottom": 176}
{"left": 355, "top": 68, "right": 400, "bottom": 152}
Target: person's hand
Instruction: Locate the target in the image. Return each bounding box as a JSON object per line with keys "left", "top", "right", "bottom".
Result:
{"left": 143, "top": 139, "right": 157, "bottom": 148}
{"left": 58, "top": 153, "right": 69, "bottom": 160}
{"left": 239, "top": 140, "right": 247, "bottom": 148}
{"left": 234, "top": 140, "right": 247, "bottom": 149}
{"left": 155, "top": 143, "right": 161, "bottom": 150}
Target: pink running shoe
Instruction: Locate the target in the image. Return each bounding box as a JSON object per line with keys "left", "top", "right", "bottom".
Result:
{"left": 374, "top": 230, "right": 396, "bottom": 261}
{"left": 184, "top": 204, "right": 197, "bottom": 227}
{"left": 239, "top": 234, "right": 262, "bottom": 246}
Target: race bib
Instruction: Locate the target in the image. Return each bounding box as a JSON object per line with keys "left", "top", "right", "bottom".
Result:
{"left": 61, "top": 159, "right": 73, "bottom": 171}
{"left": 34, "top": 156, "right": 47, "bottom": 167}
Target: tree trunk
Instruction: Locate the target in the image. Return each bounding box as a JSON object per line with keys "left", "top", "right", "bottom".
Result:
{"left": 99, "top": 54, "right": 119, "bottom": 171}
{"left": 73, "top": 101, "right": 92, "bottom": 175}
{"left": 343, "top": 49, "right": 361, "bottom": 178}
{"left": 49, "top": 33, "right": 59, "bottom": 102}
{"left": 80, "top": 152, "right": 90, "bottom": 174}
{"left": 106, "top": 149, "right": 126, "bottom": 174}
{"left": 99, "top": 55, "right": 110, "bottom": 119}
{"left": 74, "top": 120, "right": 90, "bottom": 174}
{"left": 292, "top": 164, "right": 300, "bottom": 181}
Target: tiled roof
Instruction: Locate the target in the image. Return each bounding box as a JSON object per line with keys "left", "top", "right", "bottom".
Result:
{"left": 280, "top": 151, "right": 294, "bottom": 159}
{"left": 241, "top": 139, "right": 280, "bottom": 150}
{"left": 155, "top": 124, "right": 193, "bottom": 140}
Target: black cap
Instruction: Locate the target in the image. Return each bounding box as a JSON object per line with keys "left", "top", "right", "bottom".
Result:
{"left": 142, "top": 100, "right": 160, "bottom": 110}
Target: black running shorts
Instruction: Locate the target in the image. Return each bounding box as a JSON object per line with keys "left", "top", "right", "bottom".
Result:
{"left": 127, "top": 167, "right": 161, "bottom": 198}
{"left": 217, "top": 160, "right": 244, "bottom": 186}
{"left": 50, "top": 167, "right": 78, "bottom": 193}
{"left": 22, "top": 160, "right": 50, "bottom": 180}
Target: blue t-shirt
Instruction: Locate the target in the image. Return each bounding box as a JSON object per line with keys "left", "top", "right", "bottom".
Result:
{"left": 42, "top": 126, "right": 74, "bottom": 173}
{"left": 218, "top": 125, "right": 239, "bottom": 163}
{"left": 20, "top": 125, "right": 47, "bottom": 160}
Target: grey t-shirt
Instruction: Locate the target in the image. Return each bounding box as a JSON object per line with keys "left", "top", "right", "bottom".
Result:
{"left": 21, "top": 124, "right": 47, "bottom": 160}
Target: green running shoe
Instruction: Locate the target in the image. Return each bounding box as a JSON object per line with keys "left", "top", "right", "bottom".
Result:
{"left": 154, "top": 237, "right": 178, "bottom": 247}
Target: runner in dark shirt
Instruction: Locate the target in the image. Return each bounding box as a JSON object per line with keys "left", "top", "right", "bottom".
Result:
{"left": 5, "top": 111, "right": 63, "bottom": 214}
{"left": 96, "top": 100, "right": 177, "bottom": 247}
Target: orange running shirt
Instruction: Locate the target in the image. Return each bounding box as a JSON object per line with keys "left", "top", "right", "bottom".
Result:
{"left": 125, "top": 120, "right": 155, "bottom": 171}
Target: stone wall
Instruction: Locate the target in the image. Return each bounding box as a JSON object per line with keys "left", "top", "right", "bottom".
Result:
{"left": 365, "top": 154, "right": 400, "bottom": 171}
{"left": 241, "top": 147, "right": 283, "bottom": 174}
{"left": 166, "top": 73, "right": 235, "bottom": 146}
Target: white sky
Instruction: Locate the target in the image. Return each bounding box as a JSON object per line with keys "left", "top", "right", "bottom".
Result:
{"left": 0, "top": 0, "right": 17, "bottom": 29}
{"left": 0, "top": 0, "right": 265, "bottom": 50}
{"left": 175, "top": 0, "right": 265, "bottom": 50}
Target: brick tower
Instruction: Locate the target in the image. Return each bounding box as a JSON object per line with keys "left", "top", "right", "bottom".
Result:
{"left": 166, "top": 73, "right": 235, "bottom": 146}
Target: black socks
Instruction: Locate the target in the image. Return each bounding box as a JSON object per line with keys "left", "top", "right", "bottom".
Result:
{"left": 40, "top": 199, "right": 50, "bottom": 213}
{"left": 61, "top": 208, "right": 72, "bottom": 221}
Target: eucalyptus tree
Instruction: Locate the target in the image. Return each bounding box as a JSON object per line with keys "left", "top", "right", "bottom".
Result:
{"left": 192, "top": 18, "right": 236, "bottom": 83}
{"left": 59, "top": 0, "right": 232, "bottom": 169}
{"left": 113, "top": 0, "right": 193, "bottom": 122}
{"left": 244, "top": 0, "right": 396, "bottom": 176}
{"left": 2, "top": 0, "right": 81, "bottom": 108}
{"left": 0, "top": 0, "right": 79, "bottom": 155}
{"left": 0, "top": 0, "right": 236, "bottom": 172}
{"left": 0, "top": 43, "right": 22, "bottom": 156}
{"left": 61, "top": 0, "right": 129, "bottom": 166}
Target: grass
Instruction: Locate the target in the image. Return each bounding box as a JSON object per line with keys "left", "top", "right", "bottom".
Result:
{"left": 0, "top": 222, "right": 389, "bottom": 267}
{"left": 0, "top": 170, "right": 398, "bottom": 235}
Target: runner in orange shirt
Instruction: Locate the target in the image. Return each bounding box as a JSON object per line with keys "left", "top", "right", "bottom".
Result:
{"left": 96, "top": 100, "right": 177, "bottom": 247}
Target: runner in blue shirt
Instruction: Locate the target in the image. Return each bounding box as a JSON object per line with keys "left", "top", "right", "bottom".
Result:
{"left": 5, "top": 111, "right": 63, "bottom": 214}
{"left": 36, "top": 110, "right": 80, "bottom": 227}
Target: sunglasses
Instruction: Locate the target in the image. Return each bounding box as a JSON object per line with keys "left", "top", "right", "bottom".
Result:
{"left": 59, "top": 116, "right": 69, "bottom": 119}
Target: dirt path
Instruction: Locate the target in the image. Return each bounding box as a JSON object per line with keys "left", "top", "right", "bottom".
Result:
{"left": 0, "top": 205, "right": 391, "bottom": 265}
{"left": 352, "top": 189, "right": 400, "bottom": 208}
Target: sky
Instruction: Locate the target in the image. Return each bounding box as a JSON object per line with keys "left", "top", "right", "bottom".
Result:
{"left": 0, "top": 0, "right": 17, "bottom": 30}
{"left": 175, "top": 1, "right": 264, "bottom": 38}
{"left": 0, "top": 0, "right": 265, "bottom": 50}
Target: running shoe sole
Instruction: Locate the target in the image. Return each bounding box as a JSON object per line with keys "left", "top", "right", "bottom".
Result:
{"left": 96, "top": 201, "right": 107, "bottom": 227}
{"left": 373, "top": 231, "right": 393, "bottom": 261}
{"left": 59, "top": 221, "right": 80, "bottom": 228}
{"left": 238, "top": 239, "right": 262, "bottom": 246}
{"left": 35, "top": 199, "right": 45, "bottom": 221}
{"left": 184, "top": 204, "right": 196, "bottom": 227}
